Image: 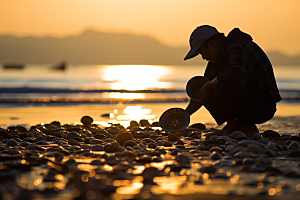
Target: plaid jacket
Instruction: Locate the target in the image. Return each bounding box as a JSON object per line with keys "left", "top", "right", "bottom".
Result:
{"left": 204, "top": 28, "right": 282, "bottom": 103}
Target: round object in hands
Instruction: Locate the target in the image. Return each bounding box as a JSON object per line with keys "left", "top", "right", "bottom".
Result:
{"left": 186, "top": 76, "right": 209, "bottom": 101}
{"left": 159, "top": 108, "right": 190, "bottom": 132}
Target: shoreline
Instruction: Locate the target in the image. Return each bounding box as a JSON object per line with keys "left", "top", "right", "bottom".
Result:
{"left": 1, "top": 102, "right": 300, "bottom": 135}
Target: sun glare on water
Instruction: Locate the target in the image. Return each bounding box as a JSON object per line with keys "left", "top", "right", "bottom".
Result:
{"left": 101, "top": 65, "right": 171, "bottom": 90}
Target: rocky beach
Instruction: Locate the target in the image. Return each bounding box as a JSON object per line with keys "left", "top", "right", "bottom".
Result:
{"left": 1, "top": 113, "right": 300, "bottom": 200}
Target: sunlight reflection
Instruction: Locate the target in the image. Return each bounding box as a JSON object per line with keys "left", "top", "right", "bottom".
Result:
{"left": 101, "top": 65, "right": 171, "bottom": 90}
{"left": 116, "top": 106, "right": 155, "bottom": 121}
{"left": 104, "top": 92, "right": 145, "bottom": 99}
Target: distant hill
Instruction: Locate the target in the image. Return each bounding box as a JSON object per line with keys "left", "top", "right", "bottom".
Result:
{"left": 0, "top": 30, "right": 299, "bottom": 66}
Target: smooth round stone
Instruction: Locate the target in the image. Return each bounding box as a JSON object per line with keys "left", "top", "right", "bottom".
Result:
{"left": 168, "top": 134, "right": 180, "bottom": 141}
{"left": 90, "top": 145, "right": 104, "bottom": 151}
{"left": 234, "top": 151, "right": 249, "bottom": 158}
{"left": 104, "top": 142, "right": 120, "bottom": 153}
{"left": 210, "top": 151, "right": 222, "bottom": 160}
{"left": 66, "top": 131, "right": 80, "bottom": 140}
{"left": 231, "top": 131, "right": 247, "bottom": 140}
{"left": 25, "top": 144, "right": 45, "bottom": 151}
{"left": 139, "top": 143, "right": 146, "bottom": 149}
{"left": 123, "top": 140, "right": 137, "bottom": 148}
{"left": 148, "top": 142, "right": 156, "bottom": 149}
{"left": 80, "top": 115, "right": 93, "bottom": 126}
{"left": 90, "top": 138, "right": 103, "bottom": 144}
{"left": 175, "top": 155, "right": 190, "bottom": 165}
{"left": 22, "top": 138, "right": 35, "bottom": 143}
{"left": 143, "top": 138, "right": 155, "bottom": 144}
{"left": 226, "top": 145, "right": 235, "bottom": 152}
{"left": 213, "top": 130, "right": 229, "bottom": 136}
{"left": 163, "top": 141, "right": 173, "bottom": 147}
{"left": 242, "top": 157, "right": 255, "bottom": 165}
{"left": 64, "top": 158, "right": 77, "bottom": 165}
{"left": 94, "top": 134, "right": 107, "bottom": 139}
{"left": 115, "top": 146, "right": 126, "bottom": 152}
{"left": 116, "top": 132, "right": 133, "bottom": 146}
{"left": 199, "top": 166, "right": 217, "bottom": 173}
{"left": 257, "top": 155, "right": 272, "bottom": 165}
{"left": 19, "top": 141, "right": 30, "bottom": 147}
{"left": 12, "top": 138, "right": 22, "bottom": 142}
{"left": 189, "top": 123, "right": 206, "bottom": 130}
{"left": 258, "top": 139, "right": 270, "bottom": 145}
{"left": 197, "top": 145, "right": 207, "bottom": 150}
{"left": 139, "top": 119, "right": 151, "bottom": 127}
{"left": 265, "top": 141, "right": 277, "bottom": 151}
{"left": 262, "top": 130, "right": 280, "bottom": 139}
{"left": 287, "top": 141, "right": 300, "bottom": 150}
{"left": 6, "top": 139, "right": 18, "bottom": 147}
{"left": 68, "top": 139, "right": 81, "bottom": 146}
{"left": 233, "top": 146, "right": 245, "bottom": 153}
{"left": 210, "top": 146, "right": 223, "bottom": 153}
{"left": 252, "top": 142, "right": 266, "bottom": 148}
{"left": 217, "top": 136, "right": 232, "bottom": 143}
{"left": 137, "top": 155, "right": 152, "bottom": 163}
{"left": 129, "top": 120, "right": 139, "bottom": 128}
{"left": 237, "top": 140, "right": 253, "bottom": 147}
{"left": 35, "top": 140, "right": 49, "bottom": 145}
{"left": 152, "top": 156, "right": 163, "bottom": 162}
{"left": 107, "top": 127, "right": 120, "bottom": 135}
{"left": 188, "top": 131, "right": 202, "bottom": 139}
{"left": 244, "top": 144, "right": 264, "bottom": 154}
{"left": 280, "top": 135, "right": 292, "bottom": 140}
{"left": 264, "top": 149, "right": 277, "bottom": 157}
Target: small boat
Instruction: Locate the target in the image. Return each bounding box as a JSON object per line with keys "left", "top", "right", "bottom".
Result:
{"left": 50, "top": 61, "right": 67, "bottom": 70}
{"left": 2, "top": 63, "right": 25, "bottom": 70}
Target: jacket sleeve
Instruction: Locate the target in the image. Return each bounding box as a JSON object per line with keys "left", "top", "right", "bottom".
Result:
{"left": 217, "top": 42, "right": 253, "bottom": 88}
{"left": 204, "top": 62, "right": 219, "bottom": 81}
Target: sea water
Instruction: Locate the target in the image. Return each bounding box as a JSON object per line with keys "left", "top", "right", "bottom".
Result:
{"left": 0, "top": 64, "right": 299, "bottom": 101}
{"left": 0, "top": 64, "right": 299, "bottom": 127}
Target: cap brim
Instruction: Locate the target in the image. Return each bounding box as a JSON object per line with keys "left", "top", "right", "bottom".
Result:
{"left": 184, "top": 44, "right": 201, "bottom": 60}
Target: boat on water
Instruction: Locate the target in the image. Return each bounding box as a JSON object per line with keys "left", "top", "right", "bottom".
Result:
{"left": 2, "top": 63, "right": 25, "bottom": 70}
{"left": 50, "top": 61, "right": 67, "bottom": 70}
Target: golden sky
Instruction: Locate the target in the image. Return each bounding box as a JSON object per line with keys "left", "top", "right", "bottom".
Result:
{"left": 0, "top": 0, "right": 299, "bottom": 56}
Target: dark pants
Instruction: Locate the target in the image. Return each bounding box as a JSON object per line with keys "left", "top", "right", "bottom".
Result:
{"left": 204, "top": 82, "right": 277, "bottom": 127}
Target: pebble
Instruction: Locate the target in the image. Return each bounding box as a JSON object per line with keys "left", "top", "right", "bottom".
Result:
{"left": 1, "top": 115, "right": 300, "bottom": 200}
{"left": 231, "top": 131, "right": 247, "bottom": 140}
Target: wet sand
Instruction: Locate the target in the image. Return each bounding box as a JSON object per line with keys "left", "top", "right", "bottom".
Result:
{"left": 0, "top": 102, "right": 300, "bottom": 199}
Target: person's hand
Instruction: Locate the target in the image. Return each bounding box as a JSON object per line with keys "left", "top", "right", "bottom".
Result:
{"left": 196, "top": 77, "right": 219, "bottom": 104}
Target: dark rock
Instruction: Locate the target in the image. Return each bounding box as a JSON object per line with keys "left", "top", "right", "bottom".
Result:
{"left": 66, "top": 131, "right": 80, "bottom": 139}
{"left": 148, "top": 142, "right": 156, "bottom": 149}
{"left": 210, "top": 151, "right": 222, "bottom": 160}
{"left": 116, "top": 132, "right": 133, "bottom": 145}
{"left": 168, "top": 134, "right": 180, "bottom": 141}
{"left": 199, "top": 166, "right": 217, "bottom": 173}
{"left": 90, "top": 145, "right": 104, "bottom": 151}
{"left": 231, "top": 131, "right": 247, "bottom": 140}
{"left": 80, "top": 115, "right": 93, "bottom": 126}
{"left": 68, "top": 139, "right": 81, "bottom": 146}
{"left": 139, "top": 119, "right": 150, "bottom": 127}
{"left": 104, "top": 142, "right": 120, "bottom": 153}
{"left": 6, "top": 139, "right": 18, "bottom": 146}
{"left": 189, "top": 123, "right": 206, "bottom": 130}
{"left": 280, "top": 135, "right": 292, "bottom": 140}
{"left": 262, "top": 130, "right": 280, "bottom": 139}
{"left": 123, "top": 140, "right": 137, "bottom": 148}
{"left": 163, "top": 141, "right": 173, "bottom": 147}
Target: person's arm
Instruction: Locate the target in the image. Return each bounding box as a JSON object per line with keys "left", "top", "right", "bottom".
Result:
{"left": 185, "top": 77, "right": 219, "bottom": 115}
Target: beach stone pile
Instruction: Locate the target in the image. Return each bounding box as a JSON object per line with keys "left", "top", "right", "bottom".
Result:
{"left": 1, "top": 116, "right": 300, "bottom": 200}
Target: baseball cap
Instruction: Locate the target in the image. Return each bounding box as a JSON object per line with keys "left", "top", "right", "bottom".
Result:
{"left": 184, "top": 25, "right": 219, "bottom": 60}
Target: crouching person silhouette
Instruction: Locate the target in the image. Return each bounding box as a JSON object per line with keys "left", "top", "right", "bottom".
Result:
{"left": 184, "top": 25, "right": 281, "bottom": 137}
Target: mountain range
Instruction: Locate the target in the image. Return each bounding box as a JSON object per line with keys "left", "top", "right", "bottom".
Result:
{"left": 0, "top": 30, "right": 299, "bottom": 66}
